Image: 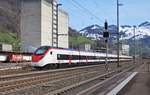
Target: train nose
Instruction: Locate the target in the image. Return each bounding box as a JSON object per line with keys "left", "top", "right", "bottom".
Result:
{"left": 32, "top": 55, "right": 44, "bottom": 62}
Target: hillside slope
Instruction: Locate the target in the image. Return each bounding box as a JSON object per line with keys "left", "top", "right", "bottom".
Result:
{"left": 0, "top": 0, "right": 20, "bottom": 33}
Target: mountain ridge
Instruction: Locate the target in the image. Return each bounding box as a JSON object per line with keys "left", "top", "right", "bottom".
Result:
{"left": 79, "top": 21, "right": 150, "bottom": 40}
{"left": 79, "top": 21, "right": 150, "bottom": 56}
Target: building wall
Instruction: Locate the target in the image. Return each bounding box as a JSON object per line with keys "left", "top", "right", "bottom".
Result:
{"left": 41, "top": 0, "right": 52, "bottom": 46}
{"left": 0, "top": 43, "right": 12, "bottom": 51}
{"left": 58, "top": 10, "right": 69, "bottom": 48}
{"left": 21, "top": 0, "right": 41, "bottom": 52}
{"left": 79, "top": 44, "right": 91, "bottom": 51}
{"left": 21, "top": 0, "right": 69, "bottom": 52}
{"left": 121, "top": 44, "right": 130, "bottom": 55}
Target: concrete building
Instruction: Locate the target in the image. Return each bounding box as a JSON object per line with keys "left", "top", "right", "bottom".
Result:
{"left": 79, "top": 44, "right": 91, "bottom": 51}
{"left": 21, "top": 0, "right": 69, "bottom": 52}
{"left": 121, "top": 44, "right": 130, "bottom": 55}
{"left": 0, "top": 43, "right": 12, "bottom": 51}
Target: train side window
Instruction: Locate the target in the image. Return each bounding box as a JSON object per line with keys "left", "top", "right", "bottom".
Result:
{"left": 57, "top": 54, "right": 60, "bottom": 59}
{"left": 72, "top": 55, "right": 79, "bottom": 60}
{"left": 57, "top": 54, "right": 69, "bottom": 60}
{"left": 68, "top": 55, "right": 72, "bottom": 60}
{"left": 80, "top": 55, "right": 86, "bottom": 60}
{"left": 50, "top": 52, "right": 52, "bottom": 55}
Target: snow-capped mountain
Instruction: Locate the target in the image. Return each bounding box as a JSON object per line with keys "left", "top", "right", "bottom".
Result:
{"left": 79, "top": 21, "right": 150, "bottom": 41}
{"left": 139, "top": 21, "right": 150, "bottom": 29}
{"left": 80, "top": 24, "right": 103, "bottom": 40}
{"left": 79, "top": 21, "right": 150, "bottom": 56}
{"left": 120, "top": 27, "right": 150, "bottom": 40}
{"left": 120, "top": 22, "right": 150, "bottom": 40}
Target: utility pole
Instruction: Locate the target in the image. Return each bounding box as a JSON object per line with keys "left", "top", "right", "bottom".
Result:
{"left": 133, "top": 26, "right": 136, "bottom": 64}
{"left": 117, "top": 0, "right": 120, "bottom": 67}
{"left": 116, "top": 0, "right": 123, "bottom": 67}
{"left": 140, "top": 41, "right": 143, "bottom": 64}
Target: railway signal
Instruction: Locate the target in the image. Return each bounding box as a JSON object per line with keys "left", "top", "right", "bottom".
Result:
{"left": 103, "top": 21, "right": 109, "bottom": 38}
{"left": 103, "top": 20, "right": 109, "bottom": 71}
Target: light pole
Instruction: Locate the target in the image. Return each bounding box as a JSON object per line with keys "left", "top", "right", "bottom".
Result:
{"left": 56, "top": 3, "right": 62, "bottom": 48}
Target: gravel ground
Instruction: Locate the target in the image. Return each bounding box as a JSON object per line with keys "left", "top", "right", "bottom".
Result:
{"left": 119, "top": 63, "right": 150, "bottom": 95}
{"left": 0, "top": 62, "right": 133, "bottom": 95}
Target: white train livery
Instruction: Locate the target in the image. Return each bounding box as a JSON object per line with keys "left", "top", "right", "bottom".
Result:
{"left": 31, "top": 46, "right": 132, "bottom": 68}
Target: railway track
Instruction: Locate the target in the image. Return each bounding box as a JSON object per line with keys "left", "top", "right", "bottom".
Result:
{"left": 45, "top": 64, "right": 135, "bottom": 95}
{"left": 0, "top": 62, "right": 134, "bottom": 95}
{"left": 0, "top": 64, "right": 109, "bottom": 94}
{"left": 0, "top": 64, "right": 32, "bottom": 76}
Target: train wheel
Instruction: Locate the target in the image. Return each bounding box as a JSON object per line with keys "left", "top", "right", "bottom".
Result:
{"left": 56, "top": 63, "right": 60, "bottom": 69}
{"left": 35, "top": 67, "right": 42, "bottom": 70}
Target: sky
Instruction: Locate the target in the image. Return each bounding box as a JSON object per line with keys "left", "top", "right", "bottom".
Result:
{"left": 59, "top": 0, "right": 150, "bottom": 31}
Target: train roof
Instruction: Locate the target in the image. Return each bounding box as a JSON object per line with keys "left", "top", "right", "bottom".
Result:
{"left": 39, "top": 46, "right": 132, "bottom": 57}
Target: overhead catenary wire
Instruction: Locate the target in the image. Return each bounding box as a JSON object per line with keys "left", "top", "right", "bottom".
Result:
{"left": 61, "top": 0, "right": 87, "bottom": 29}
{"left": 70, "top": 0, "right": 103, "bottom": 22}
{"left": 61, "top": 0, "right": 95, "bottom": 20}
{"left": 66, "top": 0, "right": 87, "bottom": 17}
{"left": 90, "top": 0, "right": 115, "bottom": 23}
{"left": 63, "top": 0, "right": 101, "bottom": 29}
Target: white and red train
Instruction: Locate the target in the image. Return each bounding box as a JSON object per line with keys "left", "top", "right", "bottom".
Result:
{"left": 31, "top": 46, "right": 133, "bottom": 68}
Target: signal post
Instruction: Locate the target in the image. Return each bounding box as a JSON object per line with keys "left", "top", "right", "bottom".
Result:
{"left": 103, "top": 20, "right": 109, "bottom": 71}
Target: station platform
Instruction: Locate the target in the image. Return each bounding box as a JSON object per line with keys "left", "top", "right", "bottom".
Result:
{"left": 119, "top": 63, "right": 150, "bottom": 95}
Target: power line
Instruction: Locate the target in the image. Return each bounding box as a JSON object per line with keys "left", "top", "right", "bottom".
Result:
{"left": 62, "top": 0, "right": 87, "bottom": 28}
{"left": 90, "top": 0, "right": 116, "bottom": 23}
{"left": 68, "top": 0, "right": 92, "bottom": 17}
{"left": 63, "top": 0, "right": 90, "bottom": 20}
{"left": 66, "top": 0, "right": 100, "bottom": 28}
{"left": 71, "top": 0, "right": 103, "bottom": 22}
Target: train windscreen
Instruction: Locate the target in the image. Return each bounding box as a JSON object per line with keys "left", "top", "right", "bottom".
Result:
{"left": 34, "top": 46, "right": 50, "bottom": 55}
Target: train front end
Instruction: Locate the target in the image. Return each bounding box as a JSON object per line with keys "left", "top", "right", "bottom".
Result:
{"left": 31, "top": 46, "right": 50, "bottom": 67}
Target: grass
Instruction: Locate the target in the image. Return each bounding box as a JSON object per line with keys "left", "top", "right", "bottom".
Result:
{"left": 69, "top": 35, "right": 92, "bottom": 48}
{"left": 0, "top": 31, "right": 20, "bottom": 51}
